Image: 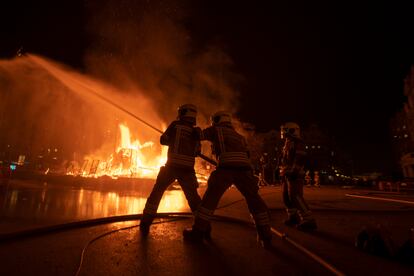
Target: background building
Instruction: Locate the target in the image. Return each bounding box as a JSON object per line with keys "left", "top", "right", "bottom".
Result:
{"left": 390, "top": 66, "right": 414, "bottom": 178}
{"left": 245, "top": 123, "right": 353, "bottom": 185}
{"left": 302, "top": 124, "right": 353, "bottom": 185}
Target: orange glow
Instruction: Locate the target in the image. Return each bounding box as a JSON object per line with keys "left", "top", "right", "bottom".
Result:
{"left": 72, "top": 189, "right": 188, "bottom": 217}
{"left": 66, "top": 123, "right": 210, "bottom": 183}
{"left": 17, "top": 54, "right": 211, "bottom": 182}
{"left": 70, "top": 123, "right": 168, "bottom": 179}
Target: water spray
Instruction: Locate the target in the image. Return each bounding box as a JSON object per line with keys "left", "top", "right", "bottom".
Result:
{"left": 25, "top": 54, "right": 217, "bottom": 166}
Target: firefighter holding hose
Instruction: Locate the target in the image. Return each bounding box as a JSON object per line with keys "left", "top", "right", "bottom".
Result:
{"left": 183, "top": 111, "right": 273, "bottom": 248}
{"left": 140, "top": 104, "right": 202, "bottom": 235}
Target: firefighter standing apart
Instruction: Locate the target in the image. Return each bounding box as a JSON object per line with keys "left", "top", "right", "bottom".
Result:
{"left": 279, "top": 122, "right": 317, "bottom": 231}
{"left": 183, "top": 111, "right": 272, "bottom": 248}
{"left": 140, "top": 104, "right": 202, "bottom": 235}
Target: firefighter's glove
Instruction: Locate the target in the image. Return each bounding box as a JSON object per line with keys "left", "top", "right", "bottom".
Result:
{"left": 160, "top": 134, "right": 170, "bottom": 145}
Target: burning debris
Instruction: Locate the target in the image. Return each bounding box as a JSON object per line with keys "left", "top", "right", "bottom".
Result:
{"left": 1, "top": 54, "right": 218, "bottom": 183}
{"left": 67, "top": 123, "right": 168, "bottom": 179}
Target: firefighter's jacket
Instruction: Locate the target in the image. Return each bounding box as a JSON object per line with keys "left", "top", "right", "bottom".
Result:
{"left": 161, "top": 120, "right": 201, "bottom": 169}
{"left": 201, "top": 122, "right": 251, "bottom": 169}
{"left": 279, "top": 136, "right": 306, "bottom": 176}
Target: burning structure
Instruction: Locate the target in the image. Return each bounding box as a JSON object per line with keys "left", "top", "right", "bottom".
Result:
{"left": 0, "top": 51, "right": 235, "bottom": 183}
{"left": 0, "top": 1, "right": 240, "bottom": 182}
{"left": 0, "top": 54, "right": 170, "bottom": 179}
{"left": 67, "top": 123, "right": 168, "bottom": 179}
{"left": 0, "top": 54, "right": 217, "bottom": 181}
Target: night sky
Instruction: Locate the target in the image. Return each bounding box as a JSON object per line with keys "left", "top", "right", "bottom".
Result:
{"left": 1, "top": 0, "right": 414, "bottom": 173}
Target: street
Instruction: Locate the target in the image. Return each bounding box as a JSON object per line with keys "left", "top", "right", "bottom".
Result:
{"left": 0, "top": 179, "right": 413, "bottom": 275}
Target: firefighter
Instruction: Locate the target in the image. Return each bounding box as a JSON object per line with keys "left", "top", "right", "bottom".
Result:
{"left": 279, "top": 122, "right": 317, "bottom": 231}
{"left": 183, "top": 111, "right": 272, "bottom": 248}
{"left": 139, "top": 104, "right": 202, "bottom": 235}
{"left": 314, "top": 171, "right": 320, "bottom": 187}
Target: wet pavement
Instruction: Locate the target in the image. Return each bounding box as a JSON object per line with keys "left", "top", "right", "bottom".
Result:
{"left": 1, "top": 179, "right": 414, "bottom": 275}
{"left": 0, "top": 179, "right": 189, "bottom": 233}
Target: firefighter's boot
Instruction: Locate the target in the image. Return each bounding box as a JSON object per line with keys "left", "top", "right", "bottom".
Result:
{"left": 284, "top": 208, "right": 300, "bottom": 226}
{"left": 257, "top": 236, "right": 273, "bottom": 250}
{"left": 139, "top": 215, "right": 154, "bottom": 236}
{"left": 257, "top": 225, "right": 273, "bottom": 250}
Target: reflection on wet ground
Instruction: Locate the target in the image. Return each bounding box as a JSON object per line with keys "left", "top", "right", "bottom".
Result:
{"left": 0, "top": 179, "right": 191, "bottom": 233}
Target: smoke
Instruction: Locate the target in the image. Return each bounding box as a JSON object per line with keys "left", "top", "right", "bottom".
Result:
{"left": 0, "top": 0, "right": 241, "bottom": 168}
{"left": 0, "top": 55, "right": 164, "bottom": 165}
{"left": 0, "top": 57, "right": 97, "bottom": 160}
{"left": 84, "top": 0, "right": 241, "bottom": 126}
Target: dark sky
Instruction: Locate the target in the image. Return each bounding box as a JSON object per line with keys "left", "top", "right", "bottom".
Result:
{"left": 1, "top": 0, "right": 414, "bottom": 173}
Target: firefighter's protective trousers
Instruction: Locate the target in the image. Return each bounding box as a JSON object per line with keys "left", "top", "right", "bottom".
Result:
{"left": 143, "top": 165, "right": 201, "bottom": 219}
{"left": 281, "top": 173, "right": 312, "bottom": 221}
{"left": 193, "top": 168, "right": 272, "bottom": 241}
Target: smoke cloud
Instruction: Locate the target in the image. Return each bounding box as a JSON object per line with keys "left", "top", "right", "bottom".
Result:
{"left": 0, "top": 0, "right": 241, "bottom": 169}
{"left": 84, "top": 0, "right": 240, "bottom": 125}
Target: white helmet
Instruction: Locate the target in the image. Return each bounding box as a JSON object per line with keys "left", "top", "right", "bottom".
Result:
{"left": 280, "top": 122, "right": 300, "bottom": 139}
{"left": 178, "top": 104, "right": 197, "bottom": 123}
{"left": 211, "top": 111, "right": 232, "bottom": 125}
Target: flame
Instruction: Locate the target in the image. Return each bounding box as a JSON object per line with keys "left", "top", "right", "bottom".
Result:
{"left": 66, "top": 122, "right": 211, "bottom": 184}
{"left": 68, "top": 123, "right": 167, "bottom": 179}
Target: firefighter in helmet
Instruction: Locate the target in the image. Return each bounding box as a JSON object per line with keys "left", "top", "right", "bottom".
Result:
{"left": 140, "top": 104, "right": 202, "bottom": 235}
{"left": 279, "top": 122, "right": 317, "bottom": 231}
{"left": 183, "top": 111, "right": 272, "bottom": 248}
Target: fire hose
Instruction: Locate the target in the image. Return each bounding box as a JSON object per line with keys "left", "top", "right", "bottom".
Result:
{"left": 26, "top": 53, "right": 217, "bottom": 167}
{"left": 0, "top": 193, "right": 345, "bottom": 276}
{"left": 78, "top": 214, "right": 345, "bottom": 276}
{"left": 85, "top": 91, "right": 217, "bottom": 166}
{"left": 87, "top": 96, "right": 218, "bottom": 166}
{"left": 0, "top": 212, "right": 345, "bottom": 276}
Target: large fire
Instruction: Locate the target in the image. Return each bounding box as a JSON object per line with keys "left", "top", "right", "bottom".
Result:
{"left": 68, "top": 123, "right": 168, "bottom": 179}
{"left": 1, "top": 54, "right": 212, "bottom": 182}
{"left": 67, "top": 123, "right": 210, "bottom": 184}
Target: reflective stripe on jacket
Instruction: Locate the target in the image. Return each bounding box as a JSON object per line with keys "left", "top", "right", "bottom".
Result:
{"left": 162, "top": 120, "right": 200, "bottom": 168}
{"left": 202, "top": 123, "right": 251, "bottom": 168}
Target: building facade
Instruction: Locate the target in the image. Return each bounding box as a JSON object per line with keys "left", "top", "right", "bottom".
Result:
{"left": 302, "top": 124, "right": 353, "bottom": 184}
{"left": 390, "top": 66, "right": 414, "bottom": 178}
{"left": 245, "top": 123, "right": 353, "bottom": 185}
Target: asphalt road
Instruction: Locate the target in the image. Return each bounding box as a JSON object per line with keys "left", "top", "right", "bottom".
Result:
{"left": 0, "top": 179, "right": 413, "bottom": 275}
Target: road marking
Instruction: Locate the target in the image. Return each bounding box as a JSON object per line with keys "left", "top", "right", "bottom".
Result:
{"left": 270, "top": 227, "right": 346, "bottom": 276}
{"left": 345, "top": 194, "right": 414, "bottom": 205}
